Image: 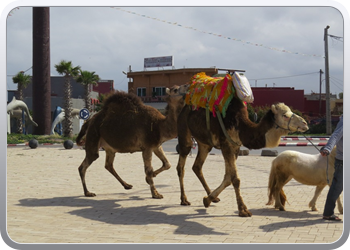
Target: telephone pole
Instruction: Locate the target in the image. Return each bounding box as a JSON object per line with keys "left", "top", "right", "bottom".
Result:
{"left": 324, "top": 25, "right": 331, "bottom": 135}
{"left": 319, "top": 69, "right": 323, "bottom": 116}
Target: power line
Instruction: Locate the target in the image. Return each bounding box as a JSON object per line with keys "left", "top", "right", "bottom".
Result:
{"left": 112, "top": 7, "right": 324, "bottom": 58}
{"left": 329, "top": 77, "right": 343, "bottom": 92}
{"left": 330, "top": 75, "right": 343, "bottom": 83}
{"left": 7, "top": 66, "right": 33, "bottom": 77}
{"left": 329, "top": 34, "right": 343, "bottom": 42}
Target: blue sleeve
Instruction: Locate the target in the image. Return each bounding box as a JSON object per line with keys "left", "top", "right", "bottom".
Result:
{"left": 323, "top": 116, "right": 343, "bottom": 152}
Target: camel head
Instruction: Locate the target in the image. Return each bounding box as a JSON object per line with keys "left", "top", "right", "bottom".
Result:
{"left": 164, "top": 84, "right": 190, "bottom": 104}
{"left": 166, "top": 84, "right": 189, "bottom": 97}
{"left": 163, "top": 84, "right": 190, "bottom": 117}
{"left": 271, "top": 103, "right": 309, "bottom": 133}
{"left": 262, "top": 103, "right": 309, "bottom": 148}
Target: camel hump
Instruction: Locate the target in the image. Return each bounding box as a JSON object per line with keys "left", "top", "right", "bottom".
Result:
{"left": 103, "top": 91, "right": 143, "bottom": 110}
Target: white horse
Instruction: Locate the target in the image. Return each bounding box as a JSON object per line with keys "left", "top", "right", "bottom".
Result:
{"left": 266, "top": 147, "right": 343, "bottom": 213}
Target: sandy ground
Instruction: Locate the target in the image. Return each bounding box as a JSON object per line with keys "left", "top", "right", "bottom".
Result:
{"left": 5, "top": 145, "right": 344, "bottom": 245}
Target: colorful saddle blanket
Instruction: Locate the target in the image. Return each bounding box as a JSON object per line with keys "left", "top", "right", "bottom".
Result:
{"left": 185, "top": 72, "right": 236, "bottom": 118}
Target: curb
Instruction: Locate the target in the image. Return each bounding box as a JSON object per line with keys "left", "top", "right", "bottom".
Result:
{"left": 7, "top": 143, "right": 70, "bottom": 147}
{"left": 281, "top": 137, "right": 329, "bottom": 141}
{"left": 278, "top": 142, "right": 327, "bottom": 147}
{"left": 7, "top": 141, "right": 328, "bottom": 147}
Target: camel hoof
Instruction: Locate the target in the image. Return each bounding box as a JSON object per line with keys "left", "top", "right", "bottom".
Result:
{"left": 311, "top": 207, "right": 318, "bottom": 211}
{"left": 203, "top": 196, "right": 211, "bottom": 208}
{"left": 212, "top": 197, "right": 220, "bottom": 203}
{"left": 152, "top": 192, "right": 163, "bottom": 199}
{"left": 239, "top": 209, "right": 252, "bottom": 217}
{"left": 181, "top": 200, "right": 191, "bottom": 206}
{"left": 124, "top": 184, "right": 133, "bottom": 190}
{"left": 279, "top": 207, "right": 286, "bottom": 211}
{"left": 85, "top": 192, "right": 96, "bottom": 197}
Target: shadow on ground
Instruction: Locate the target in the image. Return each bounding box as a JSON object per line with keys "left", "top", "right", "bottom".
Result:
{"left": 17, "top": 195, "right": 229, "bottom": 236}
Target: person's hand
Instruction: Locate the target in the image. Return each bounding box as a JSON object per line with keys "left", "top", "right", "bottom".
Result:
{"left": 320, "top": 149, "right": 329, "bottom": 156}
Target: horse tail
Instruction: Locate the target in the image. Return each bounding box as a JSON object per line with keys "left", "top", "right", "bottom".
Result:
{"left": 267, "top": 156, "right": 288, "bottom": 206}
{"left": 76, "top": 118, "right": 91, "bottom": 146}
{"left": 279, "top": 189, "right": 287, "bottom": 206}
{"left": 266, "top": 158, "right": 278, "bottom": 205}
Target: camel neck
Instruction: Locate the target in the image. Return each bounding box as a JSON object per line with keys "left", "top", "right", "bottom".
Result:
{"left": 265, "top": 128, "right": 288, "bottom": 148}
{"left": 160, "top": 99, "right": 184, "bottom": 140}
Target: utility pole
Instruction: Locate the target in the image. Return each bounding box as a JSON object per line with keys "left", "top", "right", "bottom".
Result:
{"left": 319, "top": 69, "right": 323, "bottom": 116}
{"left": 324, "top": 25, "right": 332, "bottom": 135}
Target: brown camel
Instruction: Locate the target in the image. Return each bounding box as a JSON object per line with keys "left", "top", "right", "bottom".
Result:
{"left": 176, "top": 97, "right": 309, "bottom": 217}
{"left": 76, "top": 84, "right": 188, "bottom": 199}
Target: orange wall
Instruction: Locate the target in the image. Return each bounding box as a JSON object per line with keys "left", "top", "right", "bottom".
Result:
{"left": 127, "top": 68, "right": 218, "bottom": 97}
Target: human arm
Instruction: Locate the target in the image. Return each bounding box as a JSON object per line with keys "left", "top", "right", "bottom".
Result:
{"left": 320, "top": 116, "right": 343, "bottom": 156}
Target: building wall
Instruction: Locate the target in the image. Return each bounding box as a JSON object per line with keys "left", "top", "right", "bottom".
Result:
{"left": 303, "top": 99, "right": 325, "bottom": 116}
{"left": 127, "top": 68, "right": 337, "bottom": 117}
{"left": 23, "top": 76, "right": 85, "bottom": 99}
{"left": 127, "top": 68, "right": 218, "bottom": 101}
{"left": 250, "top": 87, "right": 305, "bottom": 112}
{"left": 93, "top": 80, "right": 114, "bottom": 95}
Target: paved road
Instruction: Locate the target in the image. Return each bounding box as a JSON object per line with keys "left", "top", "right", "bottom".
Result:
{"left": 162, "top": 138, "right": 323, "bottom": 155}
{"left": 5, "top": 142, "right": 344, "bottom": 247}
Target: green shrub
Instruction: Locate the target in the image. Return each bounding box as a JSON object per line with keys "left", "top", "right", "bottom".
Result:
{"left": 7, "top": 133, "right": 77, "bottom": 144}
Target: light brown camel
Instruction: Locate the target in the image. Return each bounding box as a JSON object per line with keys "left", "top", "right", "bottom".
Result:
{"left": 76, "top": 85, "right": 188, "bottom": 199}
{"left": 176, "top": 97, "right": 309, "bottom": 217}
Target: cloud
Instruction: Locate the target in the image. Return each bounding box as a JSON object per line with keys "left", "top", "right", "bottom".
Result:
{"left": 6, "top": 6, "right": 344, "bottom": 95}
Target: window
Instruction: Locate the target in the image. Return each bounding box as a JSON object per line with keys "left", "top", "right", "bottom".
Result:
{"left": 152, "top": 87, "right": 166, "bottom": 96}
{"left": 137, "top": 87, "right": 146, "bottom": 97}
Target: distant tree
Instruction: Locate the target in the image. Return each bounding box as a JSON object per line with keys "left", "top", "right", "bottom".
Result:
{"left": 12, "top": 71, "right": 31, "bottom": 101}
{"left": 339, "top": 92, "right": 343, "bottom": 99}
{"left": 94, "top": 93, "right": 106, "bottom": 113}
{"left": 75, "top": 70, "right": 100, "bottom": 112}
{"left": 54, "top": 60, "right": 81, "bottom": 137}
{"left": 12, "top": 71, "right": 31, "bottom": 133}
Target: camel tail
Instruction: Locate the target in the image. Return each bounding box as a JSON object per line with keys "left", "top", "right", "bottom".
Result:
{"left": 76, "top": 119, "right": 91, "bottom": 146}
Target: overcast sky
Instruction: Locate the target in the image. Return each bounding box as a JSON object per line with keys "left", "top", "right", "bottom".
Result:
{"left": 5, "top": 4, "right": 345, "bottom": 97}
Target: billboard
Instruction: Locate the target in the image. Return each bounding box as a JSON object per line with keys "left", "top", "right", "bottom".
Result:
{"left": 144, "top": 56, "right": 173, "bottom": 68}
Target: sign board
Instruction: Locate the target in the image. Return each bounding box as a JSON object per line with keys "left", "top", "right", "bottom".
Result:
{"left": 79, "top": 108, "right": 90, "bottom": 120}
{"left": 144, "top": 56, "right": 173, "bottom": 68}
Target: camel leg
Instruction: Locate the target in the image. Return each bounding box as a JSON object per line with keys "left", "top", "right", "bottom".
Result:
{"left": 177, "top": 151, "right": 191, "bottom": 205}
{"left": 309, "top": 185, "right": 326, "bottom": 211}
{"left": 142, "top": 149, "right": 163, "bottom": 199}
{"left": 192, "top": 142, "right": 220, "bottom": 203}
{"left": 104, "top": 149, "right": 133, "bottom": 190}
{"left": 203, "top": 144, "right": 252, "bottom": 217}
{"left": 152, "top": 146, "right": 171, "bottom": 177}
{"left": 78, "top": 151, "right": 99, "bottom": 197}
{"left": 176, "top": 135, "right": 192, "bottom": 205}
{"left": 176, "top": 108, "right": 193, "bottom": 205}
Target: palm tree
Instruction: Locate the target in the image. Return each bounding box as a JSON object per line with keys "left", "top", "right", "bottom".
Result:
{"left": 75, "top": 70, "right": 100, "bottom": 112}
{"left": 12, "top": 71, "right": 31, "bottom": 133}
{"left": 54, "top": 60, "right": 81, "bottom": 138}
{"left": 95, "top": 93, "right": 106, "bottom": 112}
